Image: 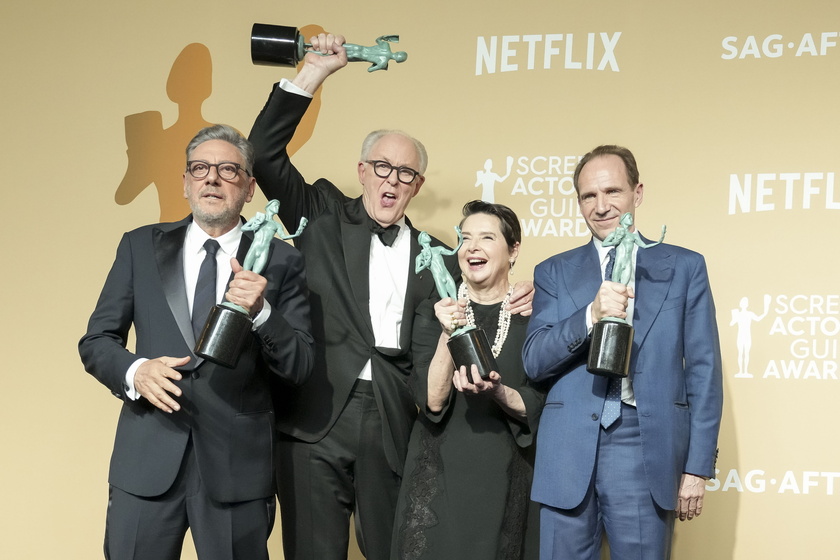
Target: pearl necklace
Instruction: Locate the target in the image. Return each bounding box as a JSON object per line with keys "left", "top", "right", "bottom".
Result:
{"left": 459, "top": 283, "right": 512, "bottom": 358}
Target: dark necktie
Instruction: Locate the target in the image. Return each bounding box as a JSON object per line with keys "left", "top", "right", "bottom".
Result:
{"left": 600, "top": 246, "right": 621, "bottom": 429}
{"left": 368, "top": 218, "right": 400, "bottom": 247}
{"left": 192, "top": 239, "right": 220, "bottom": 339}
{"left": 604, "top": 247, "right": 616, "bottom": 282}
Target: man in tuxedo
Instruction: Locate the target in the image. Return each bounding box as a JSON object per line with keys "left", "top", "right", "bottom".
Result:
{"left": 79, "top": 124, "right": 314, "bottom": 560}
{"left": 522, "top": 145, "right": 723, "bottom": 559}
{"left": 249, "top": 33, "right": 532, "bottom": 560}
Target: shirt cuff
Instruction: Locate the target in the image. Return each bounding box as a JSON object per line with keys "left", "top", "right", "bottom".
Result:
{"left": 252, "top": 299, "right": 272, "bottom": 329}
{"left": 279, "top": 78, "right": 313, "bottom": 99}
{"left": 125, "top": 358, "right": 147, "bottom": 401}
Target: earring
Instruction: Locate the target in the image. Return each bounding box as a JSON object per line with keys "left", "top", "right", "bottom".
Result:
{"left": 509, "top": 260, "right": 515, "bottom": 275}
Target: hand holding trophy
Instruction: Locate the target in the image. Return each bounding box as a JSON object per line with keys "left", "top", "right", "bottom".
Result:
{"left": 251, "top": 24, "right": 407, "bottom": 72}
{"left": 194, "top": 200, "right": 307, "bottom": 367}
{"left": 587, "top": 212, "right": 666, "bottom": 377}
{"left": 416, "top": 227, "right": 499, "bottom": 382}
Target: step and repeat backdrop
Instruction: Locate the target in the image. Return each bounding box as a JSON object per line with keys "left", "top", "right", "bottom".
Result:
{"left": 2, "top": 1, "right": 837, "bottom": 558}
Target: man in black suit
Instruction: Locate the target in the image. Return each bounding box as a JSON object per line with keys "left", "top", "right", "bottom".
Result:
{"left": 250, "top": 33, "right": 532, "bottom": 560}
{"left": 79, "top": 124, "right": 314, "bottom": 560}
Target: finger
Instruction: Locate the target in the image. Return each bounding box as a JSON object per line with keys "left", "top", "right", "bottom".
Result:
{"left": 452, "top": 368, "right": 462, "bottom": 392}
{"left": 469, "top": 365, "right": 482, "bottom": 388}
{"left": 158, "top": 378, "right": 183, "bottom": 398}
{"left": 160, "top": 355, "right": 190, "bottom": 369}
{"left": 150, "top": 390, "right": 180, "bottom": 413}
{"left": 139, "top": 383, "right": 180, "bottom": 413}
{"left": 231, "top": 258, "right": 243, "bottom": 274}
{"left": 455, "top": 366, "right": 471, "bottom": 392}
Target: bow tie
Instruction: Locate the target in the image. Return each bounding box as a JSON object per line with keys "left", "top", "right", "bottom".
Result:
{"left": 368, "top": 218, "right": 400, "bottom": 247}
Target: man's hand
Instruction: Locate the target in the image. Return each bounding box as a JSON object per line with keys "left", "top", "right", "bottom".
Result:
{"left": 677, "top": 473, "right": 707, "bottom": 522}
{"left": 591, "top": 281, "right": 635, "bottom": 324}
{"left": 293, "top": 33, "right": 349, "bottom": 94}
{"left": 226, "top": 258, "right": 267, "bottom": 317}
{"left": 134, "top": 356, "right": 190, "bottom": 413}
{"left": 508, "top": 280, "right": 534, "bottom": 316}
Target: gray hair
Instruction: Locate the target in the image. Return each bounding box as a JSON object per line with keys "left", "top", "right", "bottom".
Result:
{"left": 186, "top": 124, "right": 254, "bottom": 175}
{"left": 360, "top": 129, "right": 428, "bottom": 174}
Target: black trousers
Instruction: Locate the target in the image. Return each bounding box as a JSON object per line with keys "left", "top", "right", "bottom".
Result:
{"left": 275, "top": 380, "right": 402, "bottom": 560}
{"left": 104, "top": 435, "right": 274, "bottom": 560}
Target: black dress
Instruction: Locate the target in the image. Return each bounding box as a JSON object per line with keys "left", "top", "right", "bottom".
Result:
{"left": 393, "top": 301, "right": 546, "bottom": 560}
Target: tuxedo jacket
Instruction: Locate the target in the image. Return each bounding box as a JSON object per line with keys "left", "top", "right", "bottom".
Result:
{"left": 249, "top": 85, "right": 457, "bottom": 476}
{"left": 79, "top": 216, "right": 314, "bottom": 503}
{"left": 522, "top": 238, "right": 723, "bottom": 511}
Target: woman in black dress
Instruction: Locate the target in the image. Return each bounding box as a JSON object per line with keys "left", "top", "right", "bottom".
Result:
{"left": 393, "top": 201, "right": 545, "bottom": 560}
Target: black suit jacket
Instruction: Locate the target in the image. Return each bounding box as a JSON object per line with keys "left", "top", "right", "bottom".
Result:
{"left": 79, "top": 216, "right": 314, "bottom": 502}
{"left": 250, "top": 85, "right": 457, "bottom": 476}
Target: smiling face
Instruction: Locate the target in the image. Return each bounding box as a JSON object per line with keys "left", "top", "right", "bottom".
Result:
{"left": 576, "top": 154, "right": 644, "bottom": 241}
{"left": 458, "top": 212, "right": 519, "bottom": 294}
{"left": 183, "top": 139, "right": 255, "bottom": 236}
{"left": 357, "top": 133, "right": 425, "bottom": 227}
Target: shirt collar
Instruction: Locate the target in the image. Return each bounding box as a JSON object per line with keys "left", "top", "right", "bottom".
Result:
{"left": 186, "top": 220, "right": 243, "bottom": 257}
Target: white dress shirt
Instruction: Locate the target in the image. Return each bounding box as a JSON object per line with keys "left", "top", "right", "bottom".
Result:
{"left": 358, "top": 217, "right": 410, "bottom": 381}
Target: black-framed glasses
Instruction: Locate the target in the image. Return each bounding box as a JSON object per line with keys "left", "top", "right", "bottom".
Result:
{"left": 366, "top": 160, "right": 421, "bottom": 184}
{"left": 187, "top": 160, "right": 250, "bottom": 181}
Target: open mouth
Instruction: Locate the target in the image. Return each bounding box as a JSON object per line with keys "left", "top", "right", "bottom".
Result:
{"left": 467, "top": 257, "right": 488, "bottom": 270}
{"left": 381, "top": 191, "right": 397, "bottom": 207}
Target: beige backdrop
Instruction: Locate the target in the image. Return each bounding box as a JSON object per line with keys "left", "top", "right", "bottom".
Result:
{"left": 2, "top": 1, "right": 838, "bottom": 558}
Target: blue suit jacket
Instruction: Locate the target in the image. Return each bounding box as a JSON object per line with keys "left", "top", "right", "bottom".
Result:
{"left": 522, "top": 238, "right": 723, "bottom": 510}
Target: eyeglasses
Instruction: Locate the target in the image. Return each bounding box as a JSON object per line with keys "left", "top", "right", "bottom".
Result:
{"left": 187, "top": 160, "right": 250, "bottom": 181}
{"left": 366, "top": 160, "right": 421, "bottom": 184}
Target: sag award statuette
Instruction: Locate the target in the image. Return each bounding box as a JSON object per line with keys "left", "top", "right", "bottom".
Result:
{"left": 195, "top": 200, "right": 307, "bottom": 368}
{"left": 587, "top": 213, "right": 666, "bottom": 378}
{"left": 251, "top": 23, "right": 408, "bottom": 72}
{"left": 416, "top": 228, "right": 498, "bottom": 381}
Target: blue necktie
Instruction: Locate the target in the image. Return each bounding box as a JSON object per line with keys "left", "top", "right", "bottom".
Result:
{"left": 600, "top": 247, "right": 621, "bottom": 429}
{"left": 192, "top": 239, "right": 220, "bottom": 339}
{"left": 604, "top": 246, "right": 616, "bottom": 282}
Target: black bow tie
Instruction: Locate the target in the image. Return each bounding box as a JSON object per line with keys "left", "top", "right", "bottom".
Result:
{"left": 368, "top": 218, "right": 400, "bottom": 247}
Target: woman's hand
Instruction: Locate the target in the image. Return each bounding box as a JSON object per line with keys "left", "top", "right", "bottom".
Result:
{"left": 452, "top": 365, "right": 503, "bottom": 397}
{"left": 434, "top": 297, "right": 467, "bottom": 335}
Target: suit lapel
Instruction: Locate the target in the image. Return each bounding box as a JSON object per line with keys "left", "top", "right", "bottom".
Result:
{"left": 234, "top": 229, "right": 255, "bottom": 281}
{"left": 565, "top": 242, "right": 603, "bottom": 311}
{"left": 632, "top": 240, "right": 674, "bottom": 354}
{"left": 399, "top": 220, "right": 425, "bottom": 351}
{"left": 342, "top": 199, "right": 374, "bottom": 337}
{"left": 154, "top": 218, "right": 194, "bottom": 350}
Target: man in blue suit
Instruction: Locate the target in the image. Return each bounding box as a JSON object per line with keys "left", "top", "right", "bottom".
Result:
{"left": 523, "top": 145, "right": 723, "bottom": 559}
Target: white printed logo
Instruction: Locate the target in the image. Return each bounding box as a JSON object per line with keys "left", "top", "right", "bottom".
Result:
{"left": 475, "top": 157, "right": 513, "bottom": 204}
{"left": 480, "top": 154, "right": 589, "bottom": 238}
{"left": 722, "top": 32, "right": 839, "bottom": 60}
{"left": 729, "top": 295, "right": 771, "bottom": 378}
{"left": 731, "top": 294, "right": 840, "bottom": 381}
{"left": 476, "top": 32, "right": 622, "bottom": 75}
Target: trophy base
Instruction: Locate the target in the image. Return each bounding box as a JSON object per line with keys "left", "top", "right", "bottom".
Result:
{"left": 587, "top": 320, "right": 634, "bottom": 378}
{"left": 195, "top": 304, "right": 253, "bottom": 368}
{"left": 251, "top": 23, "right": 305, "bottom": 67}
{"left": 447, "top": 327, "right": 499, "bottom": 383}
